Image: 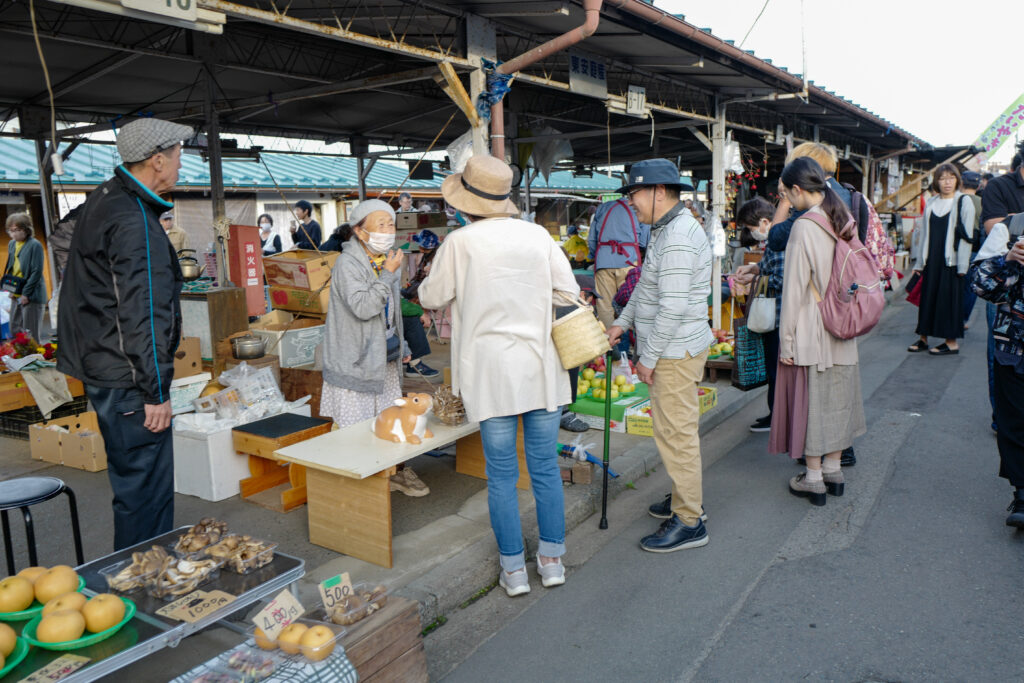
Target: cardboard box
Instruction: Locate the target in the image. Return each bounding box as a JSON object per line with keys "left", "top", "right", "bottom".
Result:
{"left": 0, "top": 372, "right": 85, "bottom": 413}
{"left": 173, "top": 337, "right": 203, "bottom": 379}
{"left": 170, "top": 372, "right": 212, "bottom": 415}
{"left": 29, "top": 412, "right": 107, "bottom": 472}
{"left": 625, "top": 399, "right": 653, "bottom": 437}
{"left": 395, "top": 212, "right": 449, "bottom": 230}
{"left": 569, "top": 383, "right": 649, "bottom": 434}
{"left": 624, "top": 386, "right": 717, "bottom": 437}
{"left": 250, "top": 310, "right": 326, "bottom": 368}
{"left": 262, "top": 250, "right": 339, "bottom": 291}
{"left": 268, "top": 285, "right": 330, "bottom": 316}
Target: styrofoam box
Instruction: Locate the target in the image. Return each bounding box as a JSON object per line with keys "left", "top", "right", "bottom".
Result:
{"left": 172, "top": 405, "right": 311, "bottom": 502}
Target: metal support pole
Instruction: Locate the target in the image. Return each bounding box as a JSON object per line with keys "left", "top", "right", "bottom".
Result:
{"left": 357, "top": 156, "right": 367, "bottom": 201}
{"left": 863, "top": 144, "right": 872, "bottom": 197}
{"left": 204, "top": 68, "right": 231, "bottom": 286}
{"left": 33, "top": 139, "right": 60, "bottom": 313}
{"left": 599, "top": 349, "right": 612, "bottom": 529}
{"left": 466, "top": 14, "right": 496, "bottom": 157}
{"left": 711, "top": 102, "right": 726, "bottom": 331}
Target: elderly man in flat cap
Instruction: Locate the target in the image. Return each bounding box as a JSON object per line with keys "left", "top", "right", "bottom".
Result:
{"left": 58, "top": 117, "right": 192, "bottom": 551}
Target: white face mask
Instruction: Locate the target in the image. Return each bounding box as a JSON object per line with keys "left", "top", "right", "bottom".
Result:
{"left": 365, "top": 231, "right": 395, "bottom": 254}
{"left": 751, "top": 228, "right": 768, "bottom": 241}
{"left": 259, "top": 222, "right": 272, "bottom": 230}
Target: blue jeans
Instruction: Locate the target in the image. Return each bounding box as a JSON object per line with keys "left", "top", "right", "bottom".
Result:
{"left": 987, "top": 302, "right": 997, "bottom": 426}
{"left": 479, "top": 408, "right": 566, "bottom": 572}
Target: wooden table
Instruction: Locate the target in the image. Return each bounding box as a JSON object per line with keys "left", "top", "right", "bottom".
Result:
{"left": 233, "top": 413, "right": 334, "bottom": 512}
{"left": 275, "top": 417, "right": 480, "bottom": 567}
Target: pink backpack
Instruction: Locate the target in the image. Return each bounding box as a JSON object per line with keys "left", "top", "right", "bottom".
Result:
{"left": 804, "top": 213, "right": 885, "bottom": 340}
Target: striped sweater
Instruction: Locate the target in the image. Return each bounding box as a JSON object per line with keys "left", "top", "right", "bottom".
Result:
{"left": 613, "top": 203, "right": 715, "bottom": 367}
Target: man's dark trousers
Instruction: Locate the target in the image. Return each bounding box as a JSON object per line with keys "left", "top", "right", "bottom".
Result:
{"left": 86, "top": 386, "right": 174, "bottom": 551}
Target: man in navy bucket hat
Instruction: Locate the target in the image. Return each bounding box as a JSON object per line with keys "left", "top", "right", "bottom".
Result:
{"left": 607, "top": 158, "right": 716, "bottom": 553}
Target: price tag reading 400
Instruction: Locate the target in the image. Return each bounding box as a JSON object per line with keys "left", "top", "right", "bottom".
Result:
{"left": 253, "top": 589, "right": 304, "bottom": 641}
{"left": 318, "top": 572, "right": 354, "bottom": 610}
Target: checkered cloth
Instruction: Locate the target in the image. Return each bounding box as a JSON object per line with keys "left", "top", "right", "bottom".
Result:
{"left": 116, "top": 118, "right": 193, "bottom": 163}
{"left": 170, "top": 641, "right": 359, "bottom": 683}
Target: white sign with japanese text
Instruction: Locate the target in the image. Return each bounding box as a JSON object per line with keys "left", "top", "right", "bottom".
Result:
{"left": 568, "top": 52, "right": 608, "bottom": 100}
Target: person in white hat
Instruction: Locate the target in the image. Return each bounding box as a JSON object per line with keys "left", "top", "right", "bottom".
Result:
{"left": 57, "top": 116, "right": 192, "bottom": 550}
{"left": 320, "top": 198, "right": 431, "bottom": 497}
{"left": 419, "top": 155, "right": 580, "bottom": 597}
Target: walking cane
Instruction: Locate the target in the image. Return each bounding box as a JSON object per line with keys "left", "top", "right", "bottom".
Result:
{"left": 599, "top": 349, "right": 612, "bottom": 529}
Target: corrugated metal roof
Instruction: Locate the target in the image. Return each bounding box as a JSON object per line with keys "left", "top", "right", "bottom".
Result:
{"left": 0, "top": 138, "right": 705, "bottom": 195}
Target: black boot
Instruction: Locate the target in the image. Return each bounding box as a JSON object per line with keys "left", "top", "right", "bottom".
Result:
{"left": 1007, "top": 489, "right": 1024, "bottom": 528}
{"left": 841, "top": 447, "right": 856, "bottom": 467}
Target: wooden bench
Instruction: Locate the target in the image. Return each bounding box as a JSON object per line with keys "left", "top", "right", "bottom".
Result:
{"left": 274, "top": 416, "right": 535, "bottom": 568}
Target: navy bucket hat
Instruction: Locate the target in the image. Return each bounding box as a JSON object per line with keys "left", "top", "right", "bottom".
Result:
{"left": 617, "top": 158, "right": 684, "bottom": 194}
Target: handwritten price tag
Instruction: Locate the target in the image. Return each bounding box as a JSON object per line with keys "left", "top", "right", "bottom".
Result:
{"left": 318, "top": 572, "right": 354, "bottom": 611}
{"left": 252, "top": 589, "right": 304, "bottom": 641}
{"left": 156, "top": 590, "right": 235, "bottom": 623}
{"left": 17, "top": 654, "right": 90, "bottom": 682}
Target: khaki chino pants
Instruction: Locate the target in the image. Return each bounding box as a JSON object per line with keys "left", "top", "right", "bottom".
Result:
{"left": 594, "top": 267, "right": 631, "bottom": 329}
{"left": 649, "top": 350, "right": 708, "bottom": 525}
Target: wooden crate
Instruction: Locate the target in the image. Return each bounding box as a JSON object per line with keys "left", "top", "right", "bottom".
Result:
{"left": 0, "top": 372, "right": 85, "bottom": 413}
{"left": 340, "top": 596, "right": 427, "bottom": 682}
{"left": 280, "top": 367, "right": 324, "bottom": 418}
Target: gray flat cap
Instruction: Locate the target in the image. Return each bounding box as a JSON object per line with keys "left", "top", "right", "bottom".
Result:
{"left": 117, "top": 118, "right": 194, "bottom": 163}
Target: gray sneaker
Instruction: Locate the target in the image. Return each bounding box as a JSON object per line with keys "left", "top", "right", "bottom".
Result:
{"left": 498, "top": 568, "right": 530, "bottom": 597}
{"left": 536, "top": 557, "right": 565, "bottom": 588}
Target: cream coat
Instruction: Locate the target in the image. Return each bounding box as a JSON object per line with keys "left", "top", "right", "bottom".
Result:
{"left": 779, "top": 206, "right": 859, "bottom": 371}
{"left": 418, "top": 218, "right": 580, "bottom": 423}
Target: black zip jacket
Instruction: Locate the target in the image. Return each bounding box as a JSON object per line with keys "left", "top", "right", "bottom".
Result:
{"left": 57, "top": 166, "right": 183, "bottom": 405}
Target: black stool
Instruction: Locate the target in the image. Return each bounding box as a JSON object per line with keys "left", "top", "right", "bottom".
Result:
{"left": 0, "top": 477, "right": 84, "bottom": 575}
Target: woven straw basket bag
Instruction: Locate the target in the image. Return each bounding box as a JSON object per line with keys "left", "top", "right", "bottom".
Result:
{"left": 551, "top": 295, "right": 611, "bottom": 370}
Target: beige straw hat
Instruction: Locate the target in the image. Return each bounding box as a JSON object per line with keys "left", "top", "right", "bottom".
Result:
{"left": 441, "top": 155, "right": 519, "bottom": 218}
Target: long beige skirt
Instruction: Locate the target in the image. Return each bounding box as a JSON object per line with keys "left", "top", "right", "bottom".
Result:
{"left": 803, "top": 364, "right": 866, "bottom": 457}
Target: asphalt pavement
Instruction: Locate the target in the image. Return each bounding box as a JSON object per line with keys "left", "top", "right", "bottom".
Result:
{"left": 429, "top": 297, "right": 1024, "bottom": 682}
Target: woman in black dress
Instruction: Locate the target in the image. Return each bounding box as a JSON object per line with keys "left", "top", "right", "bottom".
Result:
{"left": 908, "top": 163, "right": 976, "bottom": 355}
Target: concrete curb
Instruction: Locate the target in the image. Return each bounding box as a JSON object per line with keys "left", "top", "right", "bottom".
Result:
{"left": 396, "top": 380, "right": 766, "bottom": 627}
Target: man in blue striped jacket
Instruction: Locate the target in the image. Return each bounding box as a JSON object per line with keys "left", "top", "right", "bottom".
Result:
{"left": 607, "top": 159, "right": 715, "bottom": 553}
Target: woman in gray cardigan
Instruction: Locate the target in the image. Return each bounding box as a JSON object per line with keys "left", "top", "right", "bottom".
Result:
{"left": 320, "top": 199, "right": 428, "bottom": 496}
{"left": 4, "top": 213, "right": 47, "bottom": 340}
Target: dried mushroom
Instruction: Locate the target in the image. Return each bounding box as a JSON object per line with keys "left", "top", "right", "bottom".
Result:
{"left": 204, "top": 535, "right": 276, "bottom": 574}
{"left": 150, "top": 556, "right": 221, "bottom": 598}
{"left": 329, "top": 585, "right": 388, "bottom": 625}
{"left": 175, "top": 518, "right": 229, "bottom": 555}
{"left": 107, "top": 545, "right": 168, "bottom": 592}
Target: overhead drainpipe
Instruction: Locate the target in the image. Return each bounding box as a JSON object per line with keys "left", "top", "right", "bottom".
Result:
{"left": 490, "top": 0, "right": 603, "bottom": 159}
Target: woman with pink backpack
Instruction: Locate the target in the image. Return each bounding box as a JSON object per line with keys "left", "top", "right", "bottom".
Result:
{"left": 769, "top": 157, "right": 870, "bottom": 506}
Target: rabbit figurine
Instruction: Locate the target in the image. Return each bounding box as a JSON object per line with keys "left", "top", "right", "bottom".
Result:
{"left": 373, "top": 393, "right": 435, "bottom": 444}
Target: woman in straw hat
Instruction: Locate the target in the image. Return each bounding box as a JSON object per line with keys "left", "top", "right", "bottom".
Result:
{"left": 419, "top": 155, "right": 580, "bottom": 596}
{"left": 320, "top": 198, "right": 430, "bottom": 497}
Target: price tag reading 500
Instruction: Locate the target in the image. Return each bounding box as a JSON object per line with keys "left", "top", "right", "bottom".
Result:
{"left": 318, "top": 572, "right": 354, "bottom": 610}
{"left": 253, "top": 589, "right": 304, "bottom": 641}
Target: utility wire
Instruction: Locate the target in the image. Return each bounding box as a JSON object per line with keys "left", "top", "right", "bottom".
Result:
{"left": 738, "top": 0, "right": 771, "bottom": 49}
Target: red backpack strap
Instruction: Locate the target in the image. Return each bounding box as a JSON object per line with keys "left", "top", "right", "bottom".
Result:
{"left": 802, "top": 212, "right": 837, "bottom": 241}
{"left": 596, "top": 199, "right": 642, "bottom": 265}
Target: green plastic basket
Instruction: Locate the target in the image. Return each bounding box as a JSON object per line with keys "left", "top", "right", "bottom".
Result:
{"left": 21, "top": 597, "right": 136, "bottom": 651}
{"left": 0, "top": 637, "right": 29, "bottom": 677}
{"left": 0, "top": 575, "right": 86, "bottom": 622}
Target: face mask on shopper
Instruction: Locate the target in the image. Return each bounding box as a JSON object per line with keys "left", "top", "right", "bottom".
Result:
{"left": 365, "top": 232, "right": 396, "bottom": 254}
{"left": 259, "top": 222, "right": 272, "bottom": 230}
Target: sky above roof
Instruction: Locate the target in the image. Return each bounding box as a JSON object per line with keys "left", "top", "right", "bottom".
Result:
{"left": 660, "top": 0, "right": 1020, "bottom": 162}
